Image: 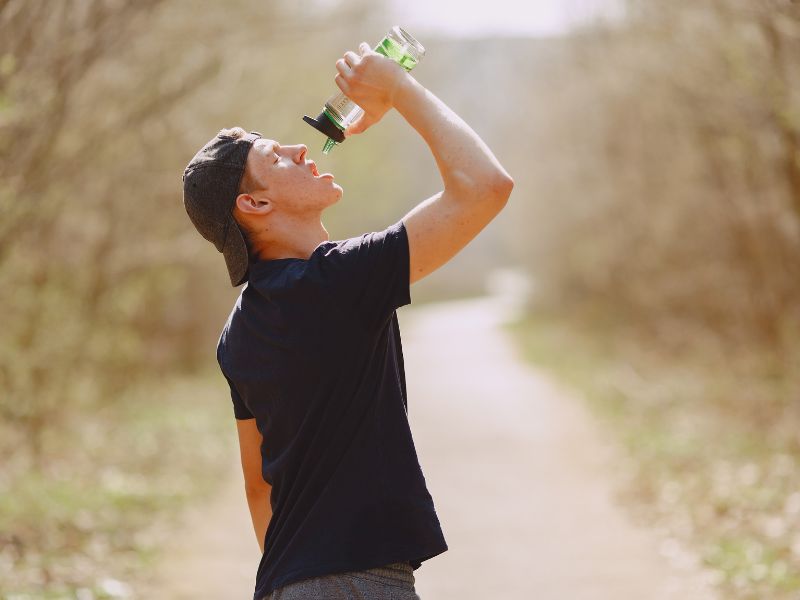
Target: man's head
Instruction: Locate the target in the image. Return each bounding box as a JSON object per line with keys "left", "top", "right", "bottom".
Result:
{"left": 182, "top": 127, "right": 342, "bottom": 286}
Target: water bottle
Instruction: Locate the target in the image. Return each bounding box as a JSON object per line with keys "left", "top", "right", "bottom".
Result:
{"left": 303, "top": 26, "right": 426, "bottom": 154}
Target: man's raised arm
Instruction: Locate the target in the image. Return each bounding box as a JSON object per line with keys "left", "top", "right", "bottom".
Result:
{"left": 392, "top": 75, "right": 513, "bottom": 284}
{"left": 335, "top": 42, "right": 513, "bottom": 285}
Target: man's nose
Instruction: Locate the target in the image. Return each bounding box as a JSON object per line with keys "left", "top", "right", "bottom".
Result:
{"left": 292, "top": 145, "right": 308, "bottom": 162}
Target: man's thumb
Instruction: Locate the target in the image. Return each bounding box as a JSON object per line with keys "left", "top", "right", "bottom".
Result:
{"left": 345, "top": 113, "right": 371, "bottom": 137}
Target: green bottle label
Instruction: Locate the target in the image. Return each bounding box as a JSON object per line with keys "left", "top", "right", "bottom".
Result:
{"left": 375, "top": 36, "right": 419, "bottom": 71}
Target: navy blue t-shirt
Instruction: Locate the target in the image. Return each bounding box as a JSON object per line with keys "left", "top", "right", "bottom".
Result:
{"left": 216, "top": 219, "right": 448, "bottom": 600}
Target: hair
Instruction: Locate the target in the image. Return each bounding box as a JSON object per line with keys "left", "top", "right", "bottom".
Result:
{"left": 217, "top": 127, "right": 258, "bottom": 191}
{"left": 219, "top": 127, "right": 261, "bottom": 261}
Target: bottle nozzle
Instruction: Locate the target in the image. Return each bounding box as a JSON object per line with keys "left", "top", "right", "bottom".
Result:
{"left": 304, "top": 112, "right": 345, "bottom": 155}
{"left": 322, "top": 137, "right": 337, "bottom": 154}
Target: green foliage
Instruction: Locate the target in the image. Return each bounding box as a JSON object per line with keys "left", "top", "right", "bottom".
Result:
{"left": 0, "top": 370, "right": 233, "bottom": 595}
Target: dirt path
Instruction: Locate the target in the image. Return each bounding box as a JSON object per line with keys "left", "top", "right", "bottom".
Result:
{"left": 401, "top": 296, "right": 718, "bottom": 599}
{"left": 151, "top": 294, "right": 720, "bottom": 600}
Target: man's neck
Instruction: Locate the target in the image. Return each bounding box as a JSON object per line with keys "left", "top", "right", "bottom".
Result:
{"left": 253, "top": 218, "right": 329, "bottom": 261}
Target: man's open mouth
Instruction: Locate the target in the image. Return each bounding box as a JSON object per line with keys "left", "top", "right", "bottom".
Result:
{"left": 309, "top": 161, "right": 320, "bottom": 177}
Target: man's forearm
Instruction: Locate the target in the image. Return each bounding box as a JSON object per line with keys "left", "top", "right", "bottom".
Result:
{"left": 393, "top": 74, "right": 512, "bottom": 196}
{"left": 245, "top": 488, "right": 272, "bottom": 554}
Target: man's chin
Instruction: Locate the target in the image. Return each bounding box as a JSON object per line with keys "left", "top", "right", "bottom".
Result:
{"left": 319, "top": 186, "right": 342, "bottom": 209}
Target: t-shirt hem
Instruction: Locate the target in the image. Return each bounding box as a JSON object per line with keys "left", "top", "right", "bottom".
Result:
{"left": 253, "top": 541, "right": 448, "bottom": 600}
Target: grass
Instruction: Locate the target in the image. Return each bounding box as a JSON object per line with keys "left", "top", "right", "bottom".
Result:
{"left": 0, "top": 370, "right": 235, "bottom": 599}
{"left": 505, "top": 309, "right": 800, "bottom": 600}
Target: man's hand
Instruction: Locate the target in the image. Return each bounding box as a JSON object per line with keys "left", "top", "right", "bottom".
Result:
{"left": 333, "top": 42, "right": 410, "bottom": 137}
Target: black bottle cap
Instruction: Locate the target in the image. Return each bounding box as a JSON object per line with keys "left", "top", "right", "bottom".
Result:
{"left": 302, "top": 110, "right": 346, "bottom": 143}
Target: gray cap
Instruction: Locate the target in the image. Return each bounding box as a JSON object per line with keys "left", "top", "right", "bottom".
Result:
{"left": 182, "top": 129, "right": 263, "bottom": 287}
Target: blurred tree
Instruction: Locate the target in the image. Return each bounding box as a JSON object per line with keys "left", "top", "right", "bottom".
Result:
{"left": 0, "top": 0, "right": 254, "bottom": 465}
{"left": 0, "top": 0, "right": 394, "bottom": 468}
{"left": 507, "top": 0, "right": 800, "bottom": 361}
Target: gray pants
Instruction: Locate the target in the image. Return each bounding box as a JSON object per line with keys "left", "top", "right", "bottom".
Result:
{"left": 263, "top": 561, "right": 421, "bottom": 600}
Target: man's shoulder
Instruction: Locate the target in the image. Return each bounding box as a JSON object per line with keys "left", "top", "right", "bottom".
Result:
{"left": 319, "top": 220, "right": 407, "bottom": 261}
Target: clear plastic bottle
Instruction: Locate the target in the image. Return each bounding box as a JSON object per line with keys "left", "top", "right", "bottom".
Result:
{"left": 303, "top": 26, "right": 426, "bottom": 154}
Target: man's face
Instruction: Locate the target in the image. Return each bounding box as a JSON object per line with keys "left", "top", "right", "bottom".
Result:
{"left": 244, "top": 138, "right": 342, "bottom": 213}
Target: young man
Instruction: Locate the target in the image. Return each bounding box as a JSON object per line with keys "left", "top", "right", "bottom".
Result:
{"left": 182, "top": 42, "right": 513, "bottom": 600}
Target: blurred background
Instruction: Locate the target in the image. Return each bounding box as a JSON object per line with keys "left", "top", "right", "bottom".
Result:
{"left": 1, "top": 0, "right": 799, "bottom": 598}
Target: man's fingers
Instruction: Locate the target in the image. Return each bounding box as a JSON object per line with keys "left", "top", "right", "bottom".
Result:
{"left": 335, "top": 58, "right": 350, "bottom": 76}
{"left": 343, "top": 50, "right": 360, "bottom": 68}
{"left": 358, "top": 42, "right": 372, "bottom": 55}
{"left": 334, "top": 72, "right": 350, "bottom": 94}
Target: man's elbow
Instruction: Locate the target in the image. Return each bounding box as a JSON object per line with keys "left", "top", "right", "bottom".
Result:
{"left": 488, "top": 173, "right": 514, "bottom": 206}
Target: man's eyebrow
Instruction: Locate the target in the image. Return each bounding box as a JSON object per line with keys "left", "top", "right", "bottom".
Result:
{"left": 256, "top": 140, "right": 278, "bottom": 156}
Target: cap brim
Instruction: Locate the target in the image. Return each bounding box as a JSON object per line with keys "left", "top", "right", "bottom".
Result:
{"left": 222, "top": 218, "right": 250, "bottom": 287}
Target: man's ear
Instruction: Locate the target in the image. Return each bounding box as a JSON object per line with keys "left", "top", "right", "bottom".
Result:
{"left": 235, "top": 193, "right": 272, "bottom": 216}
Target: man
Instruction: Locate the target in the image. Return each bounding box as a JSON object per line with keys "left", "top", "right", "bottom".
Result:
{"left": 182, "top": 42, "right": 513, "bottom": 600}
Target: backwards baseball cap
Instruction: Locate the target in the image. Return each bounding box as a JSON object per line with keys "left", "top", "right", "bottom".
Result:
{"left": 182, "top": 128, "right": 263, "bottom": 287}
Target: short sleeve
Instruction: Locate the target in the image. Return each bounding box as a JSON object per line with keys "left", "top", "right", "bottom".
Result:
{"left": 325, "top": 219, "right": 411, "bottom": 330}
{"left": 222, "top": 370, "right": 254, "bottom": 420}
